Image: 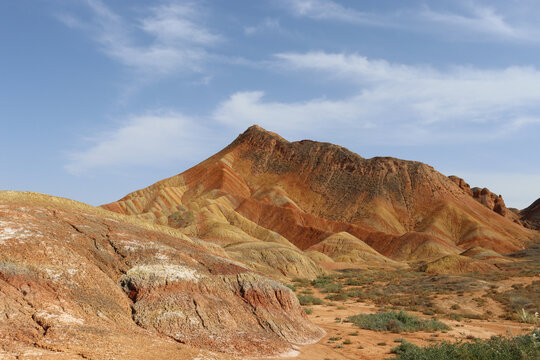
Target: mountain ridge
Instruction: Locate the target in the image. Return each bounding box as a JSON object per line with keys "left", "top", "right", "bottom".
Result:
{"left": 102, "top": 125, "right": 535, "bottom": 272}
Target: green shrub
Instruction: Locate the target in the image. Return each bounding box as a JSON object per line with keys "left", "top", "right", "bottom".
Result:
{"left": 311, "top": 275, "right": 335, "bottom": 288}
{"left": 303, "top": 307, "right": 313, "bottom": 315}
{"left": 297, "top": 295, "right": 324, "bottom": 306}
{"left": 321, "top": 283, "right": 344, "bottom": 293}
{"left": 347, "top": 311, "right": 450, "bottom": 333}
{"left": 284, "top": 284, "right": 296, "bottom": 292}
{"left": 390, "top": 330, "right": 540, "bottom": 360}
{"left": 325, "top": 293, "right": 349, "bottom": 301}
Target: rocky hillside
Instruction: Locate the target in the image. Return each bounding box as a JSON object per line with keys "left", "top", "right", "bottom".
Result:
{"left": 0, "top": 191, "right": 323, "bottom": 359}
{"left": 103, "top": 126, "right": 535, "bottom": 268}
{"left": 521, "top": 198, "right": 540, "bottom": 230}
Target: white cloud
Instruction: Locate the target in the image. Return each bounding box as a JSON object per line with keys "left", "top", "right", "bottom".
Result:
{"left": 212, "top": 52, "right": 540, "bottom": 144}
{"left": 244, "top": 18, "right": 284, "bottom": 36}
{"left": 280, "top": 0, "right": 385, "bottom": 25}
{"left": 58, "top": 0, "right": 220, "bottom": 76}
{"left": 419, "top": 4, "right": 539, "bottom": 43}
{"left": 140, "top": 3, "right": 221, "bottom": 45}
{"left": 65, "top": 112, "right": 213, "bottom": 174}
{"left": 279, "top": 0, "right": 540, "bottom": 43}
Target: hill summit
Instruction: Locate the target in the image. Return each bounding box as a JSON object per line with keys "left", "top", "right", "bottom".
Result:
{"left": 103, "top": 125, "right": 534, "bottom": 274}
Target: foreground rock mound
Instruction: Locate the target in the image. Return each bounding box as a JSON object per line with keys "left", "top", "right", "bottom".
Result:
{"left": 103, "top": 125, "right": 534, "bottom": 266}
{"left": 0, "top": 192, "right": 323, "bottom": 359}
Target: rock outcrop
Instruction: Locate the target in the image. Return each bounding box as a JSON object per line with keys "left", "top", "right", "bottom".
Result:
{"left": 0, "top": 191, "right": 323, "bottom": 359}
{"left": 521, "top": 198, "right": 540, "bottom": 230}
{"left": 103, "top": 126, "right": 535, "bottom": 266}
{"left": 448, "top": 175, "right": 523, "bottom": 225}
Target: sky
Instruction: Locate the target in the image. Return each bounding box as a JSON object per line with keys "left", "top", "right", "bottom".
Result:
{"left": 0, "top": 0, "right": 539, "bottom": 209}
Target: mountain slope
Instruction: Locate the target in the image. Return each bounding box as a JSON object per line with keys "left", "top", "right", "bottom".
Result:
{"left": 521, "top": 198, "right": 540, "bottom": 230}
{"left": 102, "top": 125, "right": 534, "bottom": 265}
{"left": 0, "top": 191, "right": 323, "bottom": 358}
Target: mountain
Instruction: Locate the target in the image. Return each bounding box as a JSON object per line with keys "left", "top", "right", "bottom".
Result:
{"left": 521, "top": 197, "right": 540, "bottom": 230}
{"left": 102, "top": 125, "right": 535, "bottom": 270}
{"left": 0, "top": 191, "right": 323, "bottom": 358}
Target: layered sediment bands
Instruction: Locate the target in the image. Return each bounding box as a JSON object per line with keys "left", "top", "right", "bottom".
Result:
{"left": 419, "top": 255, "right": 499, "bottom": 274}
{"left": 306, "top": 232, "right": 403, "bottom": 267}
{"left": 103, "top": 125, "right": 535, "bottom": 266}
{"left": 0, "top": 192, "right": 323, "bottom": 358}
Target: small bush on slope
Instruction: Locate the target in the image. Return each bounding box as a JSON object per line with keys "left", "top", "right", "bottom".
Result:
{"left": 297, "top": 295, "right": 324, "bottom": 306}
{"left": 390, "top": 330, "right": 540, "bottom": 360}
{"left": 347, "top": 311, "right": 450, "bottom": 333}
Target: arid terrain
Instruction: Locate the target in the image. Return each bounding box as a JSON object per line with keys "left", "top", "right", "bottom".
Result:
{"left": 1, "top": 126, "right": 538, "bottom": 359}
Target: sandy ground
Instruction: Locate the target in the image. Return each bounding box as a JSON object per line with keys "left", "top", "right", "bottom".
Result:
{"left": 272, "top": 298, "right": 534, "bottom": 360}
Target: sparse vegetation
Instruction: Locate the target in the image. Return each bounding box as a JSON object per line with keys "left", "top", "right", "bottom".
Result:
{"left": 518, "top": 308, "right": 540, "bottom": 325}
{"left": 348, "top": 310, "right": 450, "bottom": 333}
{"left": 488, "top": 280, "right": 540, "bottom": 318}
{"left": 297, "top": 295, "right": 324, "bottom": 306}
{"left": 390, "top": 330, "right": 540, "bottom": 360}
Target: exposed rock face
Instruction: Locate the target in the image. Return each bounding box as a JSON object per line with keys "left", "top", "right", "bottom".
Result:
{"left": 448, "top": 175, "right": 473, "bottom": 196}
{"left": 103, "top": 126, "right": 534, "bottom": 266}
{"left": 521, "top": 198, "right": 540, "bottom": 230}
{"left": 0, "top": 192, "right": 323, "bottom": 359}
{"left": 471, "top": 187, "right": 507, "bottom": 216}
{"left": 448, "top": 176, "right": 523, "bottom": 225}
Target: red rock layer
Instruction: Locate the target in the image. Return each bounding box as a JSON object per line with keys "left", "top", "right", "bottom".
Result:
{"left": 103, "top": 126, "right": 535, "bottom": 262}
{"left": 0, "top": 193, "right": 323, "bottom": 358}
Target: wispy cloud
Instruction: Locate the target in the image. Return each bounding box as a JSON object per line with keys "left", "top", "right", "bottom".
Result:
{"left": 213, "top": 52, "right": 540, "bottom": 144}
{"left": 279, "top": 0, "right": 540, "bottom": 44}
{"left": 419, "top": 4, "right": 539, "bottom": 43}
{"left": 279, "top": 0, "right": 387, "bottom": 26}
{"left": 65, "top": 112, "right": 214, "bottom": 174}
{"left": 57, "top": 0, "right": 221, "bottom": 77}
{"left": 244, "top": 18, "right": 285, "bottom": 36}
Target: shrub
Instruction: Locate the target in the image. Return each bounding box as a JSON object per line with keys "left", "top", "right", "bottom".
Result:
{"left": 347, "top": 311, "right": 450, "bottom": 333}
{"left": 284, "top": 284, "right": 296, "bottom": 292}
{"left": 311, "top": 275, "right": 335, "bottom": 288}
{"left": 291, "top": 277, "right": 310, "bottom": 286}
{"left": 320, "top": 283, "right": 344, "bottom": 293}
{"left": 303, "top": 307, "right": 313, "bottom": 315}
{"left": 325, "top": 293, "right": 349, "bottom": 301}
{"left": 390, "top": 330, "right": 540, "bottom": 360}
{"left": 297, "top": 295, "right": 324, "bottom": 306}
{"left": 518, "top": 308, "right": 540, "bottom": 325}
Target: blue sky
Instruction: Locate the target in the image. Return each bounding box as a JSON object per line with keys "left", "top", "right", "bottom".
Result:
{"left": 1, "top": 0, "right": 539, "bottom": 208}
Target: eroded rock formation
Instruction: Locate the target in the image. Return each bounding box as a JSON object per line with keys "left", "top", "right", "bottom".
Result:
{"left": 104, "top": 126, "right": 535, "bottom": 266}
{"left": 0, "top": 192, "right": 323, "bottom": 359}
{"left": 521, "top": 198, "right": 540, "bottom": 230}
